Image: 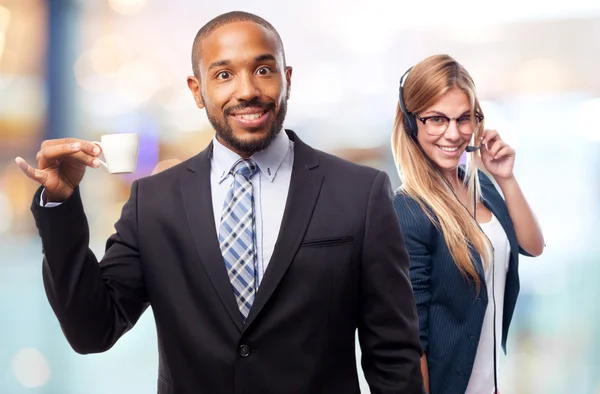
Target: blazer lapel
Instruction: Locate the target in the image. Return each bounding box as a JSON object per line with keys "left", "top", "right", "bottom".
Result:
{"left": 243, "top": 131, "right": 323, "bottom": 330}
{"left": 457, "top": 167, "right": 486, "bottom": 281}
{"left": 180, "top": 142, "right": 244, "bottom": 331}
{"left": 481, "top": 182, "right": 519, "bottom": 262}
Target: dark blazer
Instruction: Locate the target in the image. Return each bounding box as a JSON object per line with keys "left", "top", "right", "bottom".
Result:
{"left": 393, "top": 168, "right": 532, "bottom": 394}
{"left": 31, "top": 130, "right": 425, "bottom": 394}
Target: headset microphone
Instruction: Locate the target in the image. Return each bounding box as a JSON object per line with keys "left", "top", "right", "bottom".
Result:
{"left": 465, "top": 145, "right": 481, "bottom": 153}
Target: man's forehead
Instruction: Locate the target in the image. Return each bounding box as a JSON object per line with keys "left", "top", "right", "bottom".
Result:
{"left": 199, "top": 21, "right": 281, "bottom": 65}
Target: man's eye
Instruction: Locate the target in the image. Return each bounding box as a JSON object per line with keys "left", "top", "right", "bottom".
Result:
{"left": 256, "top": 67, "right": 272, "bottom": 75}
{"left": 217, "top": 71, "right": 231, "bottom": 80}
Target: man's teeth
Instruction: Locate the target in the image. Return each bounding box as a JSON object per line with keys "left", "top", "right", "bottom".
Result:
{"left": 438, "top": 146, "right": 459, "bottom": 152}
{"left": 237, "top": 113, "right": 263, "bottom": 120}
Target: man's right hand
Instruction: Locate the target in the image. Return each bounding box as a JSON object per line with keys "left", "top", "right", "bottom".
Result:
{"left": 15, "top": 138, "right": 102, "bottom": 202}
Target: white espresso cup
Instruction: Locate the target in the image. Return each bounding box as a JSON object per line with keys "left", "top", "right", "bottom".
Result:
{"left": 92, "top": 133, "right": 140, "bottom": 174}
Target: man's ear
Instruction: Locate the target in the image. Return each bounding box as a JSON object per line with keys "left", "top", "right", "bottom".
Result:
{"left": 284, "top": 66, "right": 293, "bottom": 100}
{"left": 187, "top": 76, "right": 205, "bottom": 109}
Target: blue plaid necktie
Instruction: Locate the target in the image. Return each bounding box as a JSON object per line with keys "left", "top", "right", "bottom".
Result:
{"left": 218, "top": 159, "right": 259, "bottom": 320}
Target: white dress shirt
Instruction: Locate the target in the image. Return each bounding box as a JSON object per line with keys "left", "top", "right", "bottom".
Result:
{"left": 41, "top": 130, "right": 294, "bottom": 286}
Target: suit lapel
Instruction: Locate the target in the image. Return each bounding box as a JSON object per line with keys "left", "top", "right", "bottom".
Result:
{"left": 180, "top": 143, "right": 244, "bottom": 331}
{"left": 243, "top": 131, "right": 323, "bottom": 330}
{"left": 481, "top": 182, "right": 519, "bottom": 262}
{"left": 457, "top": 168, "right": 519, "bottom": 283}
{"left": 457, "top": 167, "right": 487, "bottom": 281}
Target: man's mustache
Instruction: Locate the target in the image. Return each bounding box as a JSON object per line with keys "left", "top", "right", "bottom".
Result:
{"left": 224, "top": 99, "right": 276, "bottom": 116}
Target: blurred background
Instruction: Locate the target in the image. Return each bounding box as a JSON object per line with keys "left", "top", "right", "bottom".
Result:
{"left": 1, "top": 0, "right": 599, "bottom": 393}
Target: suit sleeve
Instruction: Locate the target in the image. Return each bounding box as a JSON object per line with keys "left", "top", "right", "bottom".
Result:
{"left": 357, "top": 171, "right": 425, "bottom": 394}
{"left": 31, "top": 182, "right": 149, "bottom": 354}
{"left": 393, "top": 192, "right": 433, "bottom": 354}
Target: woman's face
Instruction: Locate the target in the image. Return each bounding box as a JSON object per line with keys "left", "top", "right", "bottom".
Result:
{"left": 415, "top": 87, "right": 476, "bottom": 173}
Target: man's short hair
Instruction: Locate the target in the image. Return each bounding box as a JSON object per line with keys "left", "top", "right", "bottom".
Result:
{"left": 191, "top": 11, "right": 286, "bottom": 78}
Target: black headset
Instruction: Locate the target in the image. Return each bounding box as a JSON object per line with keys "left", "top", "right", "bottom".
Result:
{"left": 398, "top": 67, "right": 418, "bottom": 139}
{"left": 398, "top": 64, "right": 499, "bottom": 393}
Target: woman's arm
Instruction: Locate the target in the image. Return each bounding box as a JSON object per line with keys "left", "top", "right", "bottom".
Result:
{"left": 393, "top": 192, "right": 434, "bottom": 391}
{"left": 480, "top": 129, "right": 545, "bottom": 257}
{"left": 496, "top": 175, "right": 545, "bottom": 256}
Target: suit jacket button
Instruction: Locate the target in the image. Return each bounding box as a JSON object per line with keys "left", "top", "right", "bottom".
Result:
{"left": 239, "top": 344, "right": 251, "bottom": 358}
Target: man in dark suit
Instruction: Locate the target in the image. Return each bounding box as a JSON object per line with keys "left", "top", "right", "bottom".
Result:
{"left": 15, "top": 11, "right": 424, "bottom": 394}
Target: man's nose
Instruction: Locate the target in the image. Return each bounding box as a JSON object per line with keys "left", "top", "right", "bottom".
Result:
{"left": 235, "top": 73, "right": 260, "bottom": 102}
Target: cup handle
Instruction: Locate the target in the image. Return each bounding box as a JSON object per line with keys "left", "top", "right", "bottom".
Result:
{"left": 91, "top": 142, "right": 108, "bottom": 168}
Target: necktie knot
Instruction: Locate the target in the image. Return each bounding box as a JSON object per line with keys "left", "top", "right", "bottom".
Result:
{"left": 231, "top": 159, "right": 258, "bottom": 179}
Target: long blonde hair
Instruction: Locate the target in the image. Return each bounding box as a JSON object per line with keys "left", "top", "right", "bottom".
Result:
{"left": 391, "top": 54, "right": 489, "bottom": 291}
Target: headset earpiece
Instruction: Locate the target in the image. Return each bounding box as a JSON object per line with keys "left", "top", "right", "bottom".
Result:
{"left": 403, "top": 112, "right": 418, "bottom": 139}
{"left": 399, "top": 67, "right": 418, "bottom": 139}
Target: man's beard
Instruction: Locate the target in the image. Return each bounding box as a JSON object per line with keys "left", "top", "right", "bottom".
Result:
{"left": 206, "top": 97, "right": 288, "bottom": 155}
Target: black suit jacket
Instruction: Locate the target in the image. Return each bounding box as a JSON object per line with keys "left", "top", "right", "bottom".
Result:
{"left": 32, "top": 130, "right": 424, "bottom": 394}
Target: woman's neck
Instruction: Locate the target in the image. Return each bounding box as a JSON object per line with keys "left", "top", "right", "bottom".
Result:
{"left": 440, "top": 167, "right": 462, "bottom": 191}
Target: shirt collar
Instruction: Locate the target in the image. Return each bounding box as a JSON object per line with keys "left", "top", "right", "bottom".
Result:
{"left": 212, "top": 130, "right": 291, "bottom": 184}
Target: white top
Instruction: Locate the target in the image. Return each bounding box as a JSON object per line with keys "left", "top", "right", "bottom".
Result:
{"left": 210, "top": 130, "right": 294, "bottom": 285}
{"left": 465, "top": 213, "right": 511, "bottom": 394}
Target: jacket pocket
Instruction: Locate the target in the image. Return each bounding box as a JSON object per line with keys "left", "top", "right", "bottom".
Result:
{"left": 300, "top": 236, "right": 354, "bottom": 248}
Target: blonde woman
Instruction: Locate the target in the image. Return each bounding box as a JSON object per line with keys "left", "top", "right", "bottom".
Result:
{"left": 392, "top": 54, "right": 544, "bottom": 394}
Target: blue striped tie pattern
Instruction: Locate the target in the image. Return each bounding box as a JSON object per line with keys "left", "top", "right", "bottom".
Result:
{"left": 218, "top": 159, "right": 259, "bottom": 320}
